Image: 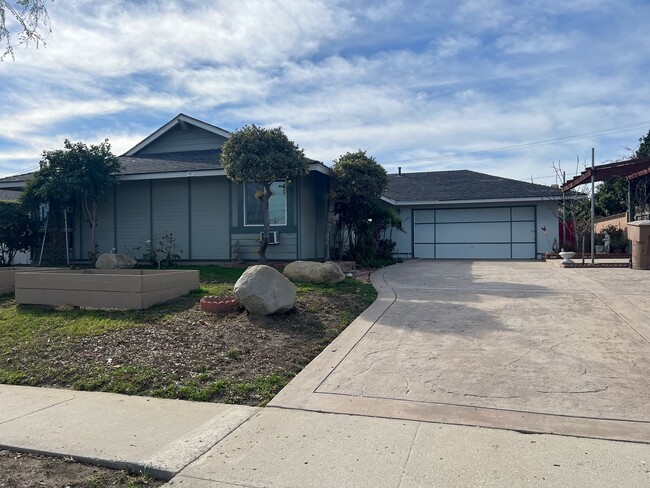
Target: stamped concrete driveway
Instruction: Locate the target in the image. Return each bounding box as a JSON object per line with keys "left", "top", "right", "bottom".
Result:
{"left": 271, "top": 260, "right": 650, "bottom": 443}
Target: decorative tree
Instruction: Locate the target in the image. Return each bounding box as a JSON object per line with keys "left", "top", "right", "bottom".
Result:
{"left": 327, "top": 151, "right": 394, "bottom": 264}
{"left": 22, "top": 139, "right": 122, "bottom": 261}
{"left": 220, "top": 125, "right": 309, "bottom": 263}
{"left": 0, "top": 201, "right": 35, "bottom": 266}
{"left": 0, "top": 0, "right": 51, "bottom": 60}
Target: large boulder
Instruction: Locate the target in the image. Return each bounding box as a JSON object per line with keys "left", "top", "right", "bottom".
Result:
{"left": 283, "top": 260, "right": 345, "bottom": 284}
{"left": 234, "top": 265, "right": 296, "bottom": 315}
{"left": 95, "top": 253, "right": 137, "bottom": 269}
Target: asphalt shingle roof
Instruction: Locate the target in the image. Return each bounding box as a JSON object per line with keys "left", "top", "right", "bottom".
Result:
{"left": 384, "top": 170, "right": 564, "bottom": 203}
{"left": 0, "top": 189, "right": 21, "bottom": 201}
{"left": 120, "top": 149, "right": 222, "bottom": 175}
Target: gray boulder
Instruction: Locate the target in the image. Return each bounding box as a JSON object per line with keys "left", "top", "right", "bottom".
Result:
{"left": 283, "top": 260, "right": 345, "bottom": 284}
{"left": 234, "top": 265, "right": 296, "bottom": 315}
{"left": 95, "top": 253, "right": 137, "bottom": 269}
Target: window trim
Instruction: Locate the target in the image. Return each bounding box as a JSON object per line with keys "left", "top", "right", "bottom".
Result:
{"left": 243, "top": 180, "right": 288, "bottom": 227}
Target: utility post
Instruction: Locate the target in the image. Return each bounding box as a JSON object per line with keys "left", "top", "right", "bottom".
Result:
{"left": 590, "top": 148, "right": 595, "bottom": 264}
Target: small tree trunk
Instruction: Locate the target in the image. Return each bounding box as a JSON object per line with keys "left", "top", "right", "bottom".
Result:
{"left": 581, "top": 234, "right": 586, "bottom": 264}
{"left": 82, "top": 197, "right": 98, "bottom": 262}
{"left": 259, "top": 183, "right": 271, "bottom": 264}
{"left": 324, "top": 196, "right": 334, "bottom": 261}
{"left": 90, "top": 200, "right": 98, "bottom": 261}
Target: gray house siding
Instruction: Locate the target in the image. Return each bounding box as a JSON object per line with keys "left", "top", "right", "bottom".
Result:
{"left": 116, "top": 181, "right": 151, "bottom": 256}
{"left": 152, "top": 179, "right": 190, "bottom": 257}
{"left": 191, "top": 177, "right": 230, "bottom": 259}
{"left": 299, "top": 172, "right": 329, "bottom": 260}
{"left": 137, "top": 125, "right": 226, "bottom": 154}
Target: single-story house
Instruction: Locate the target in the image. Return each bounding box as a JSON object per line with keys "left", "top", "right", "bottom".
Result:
{"left": 0, "top": 114, "right": 331, "bottom": 262}
{"left": 0, "top": 113, "right": 564, "bottom": 262}
{"left": 383, "top": 170, "right": 563, "bottom": 259}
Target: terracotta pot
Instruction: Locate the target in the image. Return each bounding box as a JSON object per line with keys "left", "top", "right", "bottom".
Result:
{"left": 200, "top": 296, "right": 240, "bottom": 313}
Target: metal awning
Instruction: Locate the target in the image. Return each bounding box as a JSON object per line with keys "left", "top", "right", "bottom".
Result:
{"left": 561, "top": 155, "right": 650, "bottom": 191}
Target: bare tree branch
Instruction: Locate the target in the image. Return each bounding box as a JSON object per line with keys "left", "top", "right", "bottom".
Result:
{"left": 0, "top": 0, "right": 51, "bottom": 61}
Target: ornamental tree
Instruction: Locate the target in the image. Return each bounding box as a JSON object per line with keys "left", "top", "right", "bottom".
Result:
{"left": 22, "top": 139, "right": 122, "bottom": 261}
{"left": 327, "top": 150, "right": 391, "bottom": 262}
{"left": 0, "top": 201, "right": 35, "bottom": 265}
{"left": 220, "top": 125, "right": 309, "bottom": 263}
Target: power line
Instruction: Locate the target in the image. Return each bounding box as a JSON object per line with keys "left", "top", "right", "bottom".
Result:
{"left": 381, "top": 120, "right": 650, "bottom": 165}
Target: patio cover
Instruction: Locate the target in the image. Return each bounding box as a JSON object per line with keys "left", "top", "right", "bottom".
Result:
{"left": 561, "top": 155, "right": 650, "bottom": 191}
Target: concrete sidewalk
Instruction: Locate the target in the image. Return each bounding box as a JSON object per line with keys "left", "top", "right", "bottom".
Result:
{"left": 0, "top": 384, "right": 258, "bottom": 480}
{"left": 1, "top": 385, "right": 648, "bottom": 487}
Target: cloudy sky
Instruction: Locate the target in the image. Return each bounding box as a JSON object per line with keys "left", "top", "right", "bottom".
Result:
{"left": 1, "top": 0, "right": 649, "bottom": 184}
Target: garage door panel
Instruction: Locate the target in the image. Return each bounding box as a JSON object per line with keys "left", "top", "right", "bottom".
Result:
{"left": 436, "top": 243, "right": 511, "bottom": 259}
{"left": 414, "top": 224, "right": 435, "bottom": 244}
{"left": 413, "top": 210, "right": 435, "bottom": 223}
{"left": 436, "top": 222, "right": 510, "bottom": 243}
{"left": 414, "top": 244, "right": 435, "bottom": 258}
{"left": 436, "top": 207, "right": 510, "bottom": 223}
{"left": 512, "top": 206, "right": 535, "bottom": 221}
{"left": 512, "top": 243, "right": 536, "bottom": 259}
{"left": 512, "top": 221, "right": 535, "bottom": 242}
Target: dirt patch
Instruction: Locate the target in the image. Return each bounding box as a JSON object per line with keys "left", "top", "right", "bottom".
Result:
{"left": 3, "top": 280, "right": 375, "bottom": 406}
{"left": 0, "top": 449, "right": 162, "bottom": 488}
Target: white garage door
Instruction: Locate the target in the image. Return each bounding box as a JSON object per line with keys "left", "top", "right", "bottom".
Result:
{"left": 413, "top": 206, "right": 536, "bottom": 259}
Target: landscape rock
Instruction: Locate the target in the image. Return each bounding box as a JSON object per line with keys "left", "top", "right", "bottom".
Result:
{"left": 95, "top": 253, "right": 138, "bottom": 269}
{"left": 283, "top": 260, "right": 345, "bottom": 284}
{"left": 95, "top": 253, "right": 137, "bottom": 269}
{"left": 234, "top": 265, "right": 296, "bottom": 315}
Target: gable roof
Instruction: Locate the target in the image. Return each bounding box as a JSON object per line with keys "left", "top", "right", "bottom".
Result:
{"left": 383, "top": 170, "right": 564, "bottom": 205}
{"left": 123, "top": 113, "right": 230, "bottom": 156}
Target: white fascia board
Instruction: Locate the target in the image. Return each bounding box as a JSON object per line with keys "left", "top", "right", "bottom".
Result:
{"left": 119, "top": 169, "right": 226, "bottom": 181}
{"left": 123, "top": 114, "right": 230, "bottom": 156}
{"left": 384, "top": 196, "right": 568, "bottom": 206}
{"left": 309, "top": 163, "right": 333, "bottom": 176}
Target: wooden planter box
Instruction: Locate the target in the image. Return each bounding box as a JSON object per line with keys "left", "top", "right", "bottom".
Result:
{"left": 0, "top": 267, "right": 59, "bottom": 295}
{"left": 15, "top": 269, "right": 200, "bottom": 310}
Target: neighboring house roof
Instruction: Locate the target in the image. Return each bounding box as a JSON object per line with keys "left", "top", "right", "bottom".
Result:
{"left": 0, "top": 189, "right": 21, "bottom": 201}
{"left": 383, "top": 170, "right": 565, "bottom": 205}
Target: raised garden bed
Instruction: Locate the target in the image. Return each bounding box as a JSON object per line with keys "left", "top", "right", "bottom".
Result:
{"left": 15, "top": 269, "right": 199, "bottom": 310}
{"left": 0, "top": 267, "right": 59, "bottom": 295}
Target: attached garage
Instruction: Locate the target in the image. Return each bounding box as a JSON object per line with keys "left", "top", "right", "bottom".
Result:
{"left": 412, "top": 206, "right": 536, "bottom": 259}
{"left": 384, "top": 170, "right": 564, "bottom": 260}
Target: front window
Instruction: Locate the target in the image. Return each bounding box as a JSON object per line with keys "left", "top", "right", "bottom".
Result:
{"left": 244, "top": 181, "right": 287, "bottom": 226}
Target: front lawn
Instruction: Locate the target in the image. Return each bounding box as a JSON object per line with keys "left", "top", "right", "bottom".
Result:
{"left": 0, "top": 265, "right": 376, "bottom": 406}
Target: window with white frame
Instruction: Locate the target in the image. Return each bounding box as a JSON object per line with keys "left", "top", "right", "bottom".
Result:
{"left": 244, "top": 181, "right": 287, "bottom": 226}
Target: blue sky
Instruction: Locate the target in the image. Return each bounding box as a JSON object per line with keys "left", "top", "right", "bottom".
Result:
{"left": 1, "top": 0, "right": 649, "bottom": 184}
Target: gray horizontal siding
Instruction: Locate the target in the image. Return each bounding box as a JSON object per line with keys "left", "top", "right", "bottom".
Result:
{"left": 191, "top": 177, "right": 230, "bottom": 259}
{"left": 116, "top": 181, "right": 151, "bottom": 256}
{"left": 152, "top": 179, "right": 190, "bottom": 258}
{"left": 138, "top": 125, "right": 226, "bottom": 154}
{"left": 231, "top": 233, "right": 297, "bottom": 261}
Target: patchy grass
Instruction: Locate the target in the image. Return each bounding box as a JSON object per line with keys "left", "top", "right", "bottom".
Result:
{"left": 0, "top": 266, "right": 376, "bottom": 406}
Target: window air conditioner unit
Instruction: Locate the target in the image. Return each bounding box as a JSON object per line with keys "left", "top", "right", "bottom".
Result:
{"left": 260, "top": 231, "right": 280, "bottom": 245}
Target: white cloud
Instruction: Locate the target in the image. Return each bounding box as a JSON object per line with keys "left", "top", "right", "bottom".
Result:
{"left": 1, "top": 0, "right": 649, "bottom": 183}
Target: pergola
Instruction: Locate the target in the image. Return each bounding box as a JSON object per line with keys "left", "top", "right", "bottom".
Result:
{"left": 560, "top": 154, "right": 650, "bottom": 262}
{"left": 561, "top": 155, "right": 650, "bottom": 191}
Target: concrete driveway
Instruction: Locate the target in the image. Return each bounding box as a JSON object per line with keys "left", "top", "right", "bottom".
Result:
{"left": 271, "top": 260, "right": 650, "bottom": 443}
